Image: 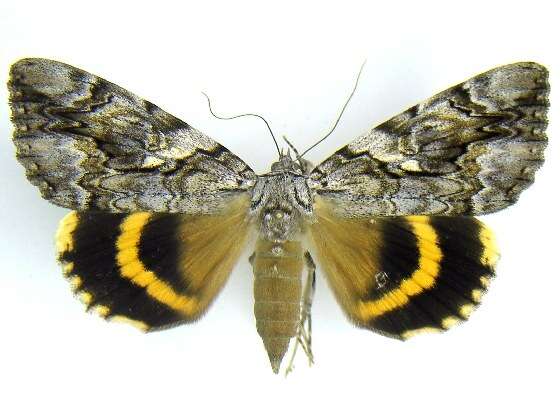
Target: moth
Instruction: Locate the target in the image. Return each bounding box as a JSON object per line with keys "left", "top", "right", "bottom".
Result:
{"left": 8, "top": 59, "right": 549, "bottom": 374}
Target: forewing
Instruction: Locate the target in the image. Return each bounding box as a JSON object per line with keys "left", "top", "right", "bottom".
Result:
{"left": 9, "top": 58, "right": 256, "bottom": 214}
{"left": 309, "top": 198, "right": 498, "bottom": 339}
{"left": 55, "top": 197, "right": 252, "bottom": 330}
{"left": 310, "top": 62, "right": 549, "bottom": 217}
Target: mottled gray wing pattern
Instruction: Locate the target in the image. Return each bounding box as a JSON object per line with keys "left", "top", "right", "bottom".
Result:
{"left": 9, "top": 58, "right": 256, "bottom": 214}
{"left": 310, "top": 62, "right": 549, "bottom": 217}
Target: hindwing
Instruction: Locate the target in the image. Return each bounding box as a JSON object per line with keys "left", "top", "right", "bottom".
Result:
{"left": 309, "top": 198, "right": 498, "bottom": 338}
{"left": 56, "top": 197, "right": 251, "bottom": 330}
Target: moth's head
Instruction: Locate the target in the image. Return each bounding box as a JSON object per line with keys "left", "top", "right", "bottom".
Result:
{"left": 270, "top": 150, "right": 313, "bottom": 175}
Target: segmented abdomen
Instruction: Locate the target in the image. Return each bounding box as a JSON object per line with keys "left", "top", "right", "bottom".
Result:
{"left": 253, "top": 239, "right": 303, "bottom": 373}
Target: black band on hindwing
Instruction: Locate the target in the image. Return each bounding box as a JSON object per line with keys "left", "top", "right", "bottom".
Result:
{"left": 60, "top": 212, "right": 183, "bottom": 329}
{"left": 369, "top": 217, "right": 495, "bottom": 338}
{"left": 138, "top": 214, "right": 191, "bottom": 295}
{"left": 366, "top": 218, "right": 419, "bottom": 300}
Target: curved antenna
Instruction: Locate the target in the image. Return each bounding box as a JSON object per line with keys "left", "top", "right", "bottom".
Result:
{"left": 202, "top": 92, "right": 281, "bottom": 157}
{"left": 300, "top": 61, "right": 366, "bottom": 158}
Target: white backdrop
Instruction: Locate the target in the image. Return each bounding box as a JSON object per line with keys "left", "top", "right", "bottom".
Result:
{"left": 1, "top": 1, "right": 558, "bottom": 419}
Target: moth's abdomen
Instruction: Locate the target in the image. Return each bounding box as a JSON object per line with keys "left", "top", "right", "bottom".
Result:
{"left": 253, "top": 239, "right": 303, "bottom": 373}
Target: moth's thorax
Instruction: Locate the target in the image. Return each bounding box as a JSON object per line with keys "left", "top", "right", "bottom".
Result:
{"left": 250, "top": 165, "right": 314, "bottom": 242}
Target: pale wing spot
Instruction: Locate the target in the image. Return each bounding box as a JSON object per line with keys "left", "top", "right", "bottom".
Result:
{"left": 401, "top": 327, "right": 441, "bottom": 339}
{"left": 472, "top": 289, "right": 484, "bottom": 303}
{"left": 141, "top": 156, "right": 165, "bottom": 169}
{"left": 374, "top": 271, "right": 389, "bottom": 289}
{"left": 110, "top": 316, "right": 149, "bottom": 332}
{"left": 480, "top": 227, "right": 499, "bottom": 267}
{"left": 401, "top": 159, "right": 422, "bottom": 172}
{"left": 460, "top": 304, "right": 475, "bottom": 318}
{"left": 442, "top": 317, "right": 460, "bottom": 329}
{"left": 94, "top": 305, "right": 111, "bottom": 317}
{"left": 78, "top": 292, "right": 92, "bottom": 305}
{"left": 69, "top": 276, "right": 82, "bottom": 290}
{"left": 480, "top": 276, "right": 492, "bottom": 288}
{"left": 55, "top": 211, "right": 79, "bottom": 254}
{"left": 62, "top": 262, "right": 74, "bottom": 275}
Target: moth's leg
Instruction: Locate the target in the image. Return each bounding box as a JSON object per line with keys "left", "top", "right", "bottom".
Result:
{"left": 300, "top": 251, "right": 316, "bottom": 362}
{"left": 285, "top": 251, "right": 316, "bottom": 376}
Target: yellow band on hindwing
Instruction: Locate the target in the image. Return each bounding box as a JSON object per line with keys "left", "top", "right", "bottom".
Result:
{"left": 356, "top": 216, "right": 443, "bottom": 320}
{"left": 116, "top": 213, "right": 199, "bottom": 316}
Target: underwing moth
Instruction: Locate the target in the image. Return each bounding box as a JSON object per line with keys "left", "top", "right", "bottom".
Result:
{"left": 8, "top": 59, "right": 549, "bottom": 374}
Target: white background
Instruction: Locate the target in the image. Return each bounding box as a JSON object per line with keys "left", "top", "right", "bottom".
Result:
{"left": 1, "top": 1, "right": 558, "bottom": 419}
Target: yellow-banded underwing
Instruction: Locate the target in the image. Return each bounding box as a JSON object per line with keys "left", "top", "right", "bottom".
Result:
{"left": 9, "top": 58, "right": 548, "bottom": 373}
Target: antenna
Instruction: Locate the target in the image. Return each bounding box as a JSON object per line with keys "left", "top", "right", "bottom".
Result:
{"left": 300, "top": 61, "right": 366, "bottom": 158}
{"left": 202, "top": 92, "right": 281, "bottom": 157}
{"left": 282, "top": 134, "right": 307, "bottom": 169}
